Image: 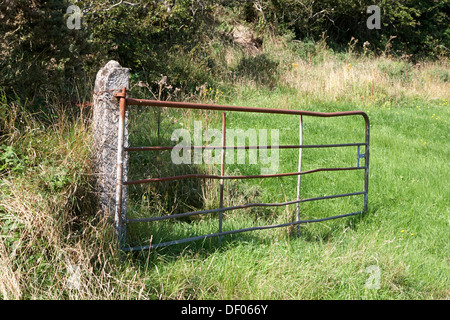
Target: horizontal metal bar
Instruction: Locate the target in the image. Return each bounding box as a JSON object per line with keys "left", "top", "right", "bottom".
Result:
{"left": 124, "top": 143, "right": 367, "bottom": 152}
{"left": 126, "top": 191, "right": 366, "bottom": 223}
{"left": 121, "top": 211, "right": 363, "bottom": 251}
{"left": 123, "top": 166, "right": 364, "bottom": 185}
{"left": 122, "top": 97, "right": 369, "bottom": 124}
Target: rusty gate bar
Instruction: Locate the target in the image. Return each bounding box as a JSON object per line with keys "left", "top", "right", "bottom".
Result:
{"left": 114, "top": 87, "right": 127, "bottom": 248}
{"left": 123, "top": 167, "right": 364, "bottom": 185}
{"left": 114, "top": 88, "right": 370, "bottom": 251}
{"left": 124, "top": 98, "right": 370, "bottom": 122}
{"left": 124, "top": 142, "right": 366, "bottom": 151}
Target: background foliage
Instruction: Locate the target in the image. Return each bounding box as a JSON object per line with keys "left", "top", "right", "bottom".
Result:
{"left": 0, "top": 0, "right": 448, "bottom": 112}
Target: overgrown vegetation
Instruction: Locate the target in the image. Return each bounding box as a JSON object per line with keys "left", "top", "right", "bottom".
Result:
{"left": 0, "top": 1, "right": 449, "bottom": 300}
{"left": 1, "top": 1, "right": 448, "bottom": 108}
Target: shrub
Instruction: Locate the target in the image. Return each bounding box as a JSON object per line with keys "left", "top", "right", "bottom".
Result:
{"left": 378, "top": 59, "right": 414, "bottom": 83}
{"left": 234, "top": 53, "right": 280, "bottom": 87}
{"left": 0, "top": 0, "right": 94, "bottom": 107}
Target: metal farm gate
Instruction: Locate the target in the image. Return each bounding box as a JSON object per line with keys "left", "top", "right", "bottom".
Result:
{"left": 113, "top": 88, "right": 370, "bottom": 251}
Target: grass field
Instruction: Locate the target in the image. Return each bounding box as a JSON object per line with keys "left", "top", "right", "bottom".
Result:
{"left": 0, "top": 45, "right": 448, "bottom": 299}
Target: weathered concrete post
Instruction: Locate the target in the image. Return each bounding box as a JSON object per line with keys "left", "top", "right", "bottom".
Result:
{"left": 92, "top": 60, "right": 129, "bottom": 245}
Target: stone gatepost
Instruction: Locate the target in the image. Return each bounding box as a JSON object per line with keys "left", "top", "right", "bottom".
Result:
{"left": 92, "top": 60, "right": 129, "bottom": 243}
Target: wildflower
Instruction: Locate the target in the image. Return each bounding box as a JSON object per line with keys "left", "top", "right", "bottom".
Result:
{"left": 410, "top": 233, "right": 414, "bottom": 236}
{"left": 401, "top": 230, "right": 405, "bottom": 233}
{"left": 292, "top": 63, "right": 299, "bottom": 68}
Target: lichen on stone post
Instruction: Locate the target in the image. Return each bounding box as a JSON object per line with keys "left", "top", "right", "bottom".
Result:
{"left": 92, "top": 61, "right": 129, "bottom": 242}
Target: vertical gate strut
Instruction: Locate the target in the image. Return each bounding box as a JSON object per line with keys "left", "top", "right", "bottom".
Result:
{"left": 296, "top": 115, "right": 303, "bottom": 236}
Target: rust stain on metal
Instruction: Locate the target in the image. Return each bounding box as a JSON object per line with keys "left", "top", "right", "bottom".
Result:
{"left": 115, "top": 87, "right": 127, "bottom": 246}
{"left": 117, "top": 95, "right": 370, "bottom": 124}
{"left": 123, "top": 167, "right": 364, "bottom": 185}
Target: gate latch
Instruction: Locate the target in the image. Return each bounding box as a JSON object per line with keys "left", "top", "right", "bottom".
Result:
{"left": 357, "top": 145, "right": 365, "bottom": 167}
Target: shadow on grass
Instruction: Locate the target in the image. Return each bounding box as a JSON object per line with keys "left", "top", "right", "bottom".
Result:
{"left": 299, "top": 210, "right": 371, "bottom": 243}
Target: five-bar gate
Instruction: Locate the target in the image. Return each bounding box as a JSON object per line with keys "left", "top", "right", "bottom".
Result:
{"left": 114, "top": 88, "right": 370, "bottom": 251}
